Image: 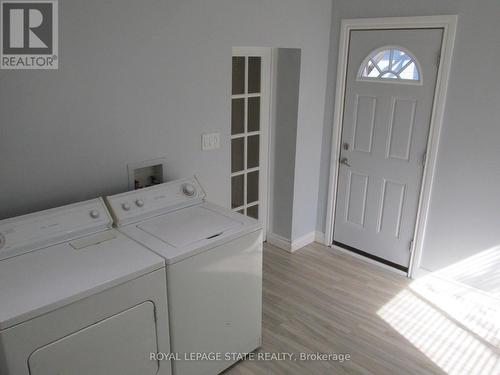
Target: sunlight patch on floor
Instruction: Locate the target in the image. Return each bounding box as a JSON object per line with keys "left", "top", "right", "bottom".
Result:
{"left": 432, "top": 245, "right": 500, "bottom": 299}
{"left": 378, "top": 274, "right": 500, "bottom": 375}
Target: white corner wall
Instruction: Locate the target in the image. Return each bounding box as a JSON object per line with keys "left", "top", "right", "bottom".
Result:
{"left": 271, "top": 49, "right": 301, "bottom": 240}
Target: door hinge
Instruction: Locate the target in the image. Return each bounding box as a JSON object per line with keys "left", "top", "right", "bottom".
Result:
{"left": 409, "top": 239, "right": 414, "bottom": 253}
{"left": 422, "top": 150, "right": 427, "bottom": 166}
{"left": 437, "top": 53, "right": 441, "bottom": 67}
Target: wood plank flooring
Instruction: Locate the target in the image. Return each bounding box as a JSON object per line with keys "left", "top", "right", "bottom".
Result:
{"left": 224, "top": 241, "right": 500, "bottom": 375}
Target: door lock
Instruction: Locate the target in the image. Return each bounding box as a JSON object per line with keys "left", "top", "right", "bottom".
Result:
{"left": 340, "top": 157, "right": 351, "bottom": 167}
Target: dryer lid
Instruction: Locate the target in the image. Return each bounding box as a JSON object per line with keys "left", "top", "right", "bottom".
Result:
{"left": 137, "top": 205, "right": 242, "bottom": 248}
{"left": 0, "top": 229, "right": 164, "bottom": 330}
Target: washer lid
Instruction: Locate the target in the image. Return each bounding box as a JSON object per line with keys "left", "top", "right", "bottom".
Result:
{"left": 137, "top": 205, "right": 241, "bottom": 248}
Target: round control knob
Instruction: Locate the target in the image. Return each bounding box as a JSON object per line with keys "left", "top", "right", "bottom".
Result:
{"left": 135, "top": 199, "right": 144, "bottom": 207}
{"left": 122, "top": 202, "right": 131, "bottom": 211}
{"left": 182, "top": 183, "right": 196, "bottom": 197}
{"left": 90, "top": 210, "right": 100, "bottom": 219}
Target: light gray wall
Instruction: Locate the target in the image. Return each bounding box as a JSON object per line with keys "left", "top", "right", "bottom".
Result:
{"left": 318, "top": 0, "right": 500, "bottom": 271}
{"left": 271, "top": 48, "right": 301, "bottom": 239}
{"left": 0, "top": 0, "right": 332, "bottom": 223}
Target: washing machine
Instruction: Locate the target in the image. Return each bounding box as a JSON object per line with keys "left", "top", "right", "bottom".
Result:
{"left": 0, "top": 198, "right": 171, "bottom": 375}
{"left": 106, "top": 177, "right": 263, "bottom": 375}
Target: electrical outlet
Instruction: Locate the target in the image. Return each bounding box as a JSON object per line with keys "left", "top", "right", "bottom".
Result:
{"left": 202, "top": 133, "right": 220, "bottom": 151}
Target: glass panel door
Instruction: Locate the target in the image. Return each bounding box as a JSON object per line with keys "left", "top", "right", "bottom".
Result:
{"left": 231, "top": 50, "right": 268, "bottom": 226}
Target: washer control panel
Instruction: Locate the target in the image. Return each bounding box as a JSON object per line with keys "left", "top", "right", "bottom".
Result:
{"left": 106, "top": 177, "right": 205, "bottom": 226}
{"left": 0, "top": 198, "right": 112, "bottom": 261}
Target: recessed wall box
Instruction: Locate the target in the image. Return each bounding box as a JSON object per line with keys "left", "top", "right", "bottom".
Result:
{"left": 127, "top": 158, "right": 167, "bottom": 190}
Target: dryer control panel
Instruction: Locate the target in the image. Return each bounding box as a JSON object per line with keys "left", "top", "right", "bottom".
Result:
{"left": 106, "top": 177, "right": 206, "bottom": 227}
{"left": 0, "top": 198, "right": 112, "bottom": 261}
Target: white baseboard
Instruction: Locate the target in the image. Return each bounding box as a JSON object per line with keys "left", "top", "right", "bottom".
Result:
{"left": 267, "top": 231, "right": 320, "bottom": 252}
{"left": 291, "top": 232, "right": 316, "bottom": 252}
{"left": 266, "top": 232, "right": 292, "bottom": 252}
{"left": 411, "top": 267, "right": 431, "bottom": 279}
{"left": 314, "top": 231, "right": 325, "bottom": 244}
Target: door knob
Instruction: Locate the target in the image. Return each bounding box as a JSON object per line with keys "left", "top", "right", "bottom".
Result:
{"left": 340, "top": 157, "right": 351, "bottom": 167}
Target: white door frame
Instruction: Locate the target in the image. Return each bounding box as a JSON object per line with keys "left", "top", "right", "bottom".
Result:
{"left": 324, "top": 16, "right": 457, "bottom": 278}
{"left": 231, "top": 47, "right": 272, "bottom": 240}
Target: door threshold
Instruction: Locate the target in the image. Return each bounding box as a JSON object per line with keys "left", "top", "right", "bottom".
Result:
{"left": 333, "top": 241, "right": 408, "bottom": 274}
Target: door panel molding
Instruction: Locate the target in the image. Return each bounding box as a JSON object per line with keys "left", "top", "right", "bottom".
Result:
{"left": 325, "top": 15, "right": 458, "bottom": 277}
{"left": 352, "top": 95, "right": 377, "bottom": 153}
{"left": 377, "top": 179, "right": 406, "bottom": 238}
{"left": 386, "top": 98, "right": 417, "bottom": 161}
{"left": 345, "top": 171, "right": 369, "bottom": 227}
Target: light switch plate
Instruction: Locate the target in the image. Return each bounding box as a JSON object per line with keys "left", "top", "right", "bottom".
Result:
{"left": 202, "top": 133, "right": 220, "bottom": 151}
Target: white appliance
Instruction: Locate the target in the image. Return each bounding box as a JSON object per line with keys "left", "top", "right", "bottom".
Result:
{"left": 106, "top": 177, "right": 263, "bottom": 375}
{"left": 0, "top": 198, "right": 172, "bottom": 375}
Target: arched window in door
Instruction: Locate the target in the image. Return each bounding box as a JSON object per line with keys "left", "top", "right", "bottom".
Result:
{"left": 358, "top": 47, "right": 421, "bottom": 83}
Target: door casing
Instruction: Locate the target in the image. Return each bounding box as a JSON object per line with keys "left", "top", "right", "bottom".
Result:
{"left": 324, "top": 16, "right": 458, "bottom": 278}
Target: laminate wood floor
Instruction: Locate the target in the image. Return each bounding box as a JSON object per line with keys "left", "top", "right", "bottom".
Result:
{"left": 224, "top": 241, "right": 500, "bottom": 375}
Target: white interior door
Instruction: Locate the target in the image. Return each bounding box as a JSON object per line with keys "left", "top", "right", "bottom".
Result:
{"left": 334, "top": 29, "right": 443, "bottom": 270}
{"left": 231, "top": 48, "right": 270, "bottom": 239}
